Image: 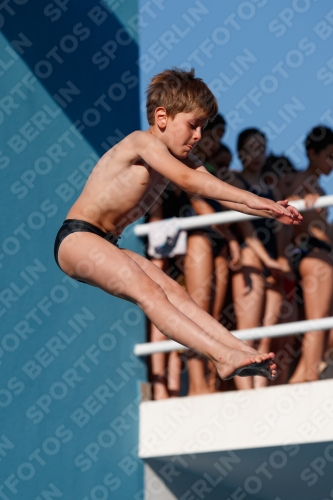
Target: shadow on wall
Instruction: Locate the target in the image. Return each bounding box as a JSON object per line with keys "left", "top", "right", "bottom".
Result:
{"left": 1, "top": 0, "right": 140, "bottom": 155}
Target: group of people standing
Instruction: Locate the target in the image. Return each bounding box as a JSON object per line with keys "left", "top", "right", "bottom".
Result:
{"left": 147, "top": 117, "right": 333, "bottom": 399}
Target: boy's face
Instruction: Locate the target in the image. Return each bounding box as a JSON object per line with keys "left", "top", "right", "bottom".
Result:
{"left": 308, "top": 144, "right": 333, "bottom": 175}
{"left": 160, "top": 110, "right": 208, "bottom": 158}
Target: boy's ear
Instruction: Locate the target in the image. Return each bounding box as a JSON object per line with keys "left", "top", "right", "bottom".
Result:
{"left": 154, "top": 107, "right": 168, "bottom": 129}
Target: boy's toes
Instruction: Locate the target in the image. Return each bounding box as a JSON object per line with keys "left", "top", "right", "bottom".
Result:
{"left": 263, "top": 352, "right": 275, "bottom": 360}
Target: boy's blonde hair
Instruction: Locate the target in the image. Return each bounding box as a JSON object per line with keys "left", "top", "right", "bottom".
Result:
{"left": 146, "top": 68, "right": 218, "bottom": 125}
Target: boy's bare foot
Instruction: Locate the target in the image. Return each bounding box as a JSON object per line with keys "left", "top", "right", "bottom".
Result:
{"left": 214, "top": 350, "right": 277, "bottom": 381}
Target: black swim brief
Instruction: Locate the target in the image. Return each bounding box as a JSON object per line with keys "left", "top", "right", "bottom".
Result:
{"left": 290, "top": 236, "right": 333, "bottom": 281}
{"left": 54, "top": 219, "right": 120, "bottom": 284}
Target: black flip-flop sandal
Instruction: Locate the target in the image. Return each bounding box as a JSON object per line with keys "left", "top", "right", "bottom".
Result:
{"left": 224, "top": 360, "right": 276, "bottom": 380}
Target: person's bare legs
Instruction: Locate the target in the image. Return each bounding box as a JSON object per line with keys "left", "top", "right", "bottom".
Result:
{"left": 232, "top": 247, "right": 266, "bottom": 390}
{"left": 254, "top": 278, "right": 283, "bottom": 388}
{"left": 184, "top": 234, "right": 213, "bottom": 395}
{"left": 327, "top": 329, "right": 333, "bottom": 350}
{"left": 289, "top": 250, "right": 333, "bottom": 383}
{"left": 150, "top": 258, "right": 182, "bottom": 399}
{"left": 270, "top": 278, "right": 299, "bottom": 385}
{"left": 167, "top": 350, "right": 182, "bottom": 397}
{"left": 212, "top": 246, "right": 229, "bottom": 320}
{"left": 149, "top": 258, "right": 171, "bottom": 400}
{"left": 58, "top": 233, "right": 277, "bottom": 381}
{"left": 326, "top": 293, "right": 333, "bottom": 352}
{"left": 210, "top": 246, "right": 229, "bottom": 391}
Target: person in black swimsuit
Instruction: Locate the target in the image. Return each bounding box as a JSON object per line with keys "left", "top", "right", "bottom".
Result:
{"left": 286, "top": 126, "right": 333, "bottom": 383}
{"left": 184, "top": 120, "right": 243, "bottom": 394}
{"left": 230, "top": 128, "right": 291, "bottom": 390}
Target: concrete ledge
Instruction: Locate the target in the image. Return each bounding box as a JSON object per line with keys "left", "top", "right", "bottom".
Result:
{"left": 139, "top": 379, "right": 333, "bottom": 458}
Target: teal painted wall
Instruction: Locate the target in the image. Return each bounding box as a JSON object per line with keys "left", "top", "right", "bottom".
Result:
{"left": 0, "top": 1, "right": 146, "bottom": 499}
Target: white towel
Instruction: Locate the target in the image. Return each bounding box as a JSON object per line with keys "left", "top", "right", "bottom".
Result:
{"left": 147, "top": 217, "right": 187, "bottom": 258}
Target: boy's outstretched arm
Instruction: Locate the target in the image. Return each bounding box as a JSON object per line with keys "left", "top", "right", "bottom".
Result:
{"left": 216, "top": 198, "right": 302, "bottom": 225}
{"left": 136, "top": 132, "right": 302, "bottom": 224}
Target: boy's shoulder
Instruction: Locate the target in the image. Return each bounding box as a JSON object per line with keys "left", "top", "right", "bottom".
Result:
{"left": 124, "top": 130, "right": 168, "bottom": 151}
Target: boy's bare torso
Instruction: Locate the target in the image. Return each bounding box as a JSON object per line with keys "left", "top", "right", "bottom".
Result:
{"left": 67, "top": 131, "right": 170, "bottom": 235}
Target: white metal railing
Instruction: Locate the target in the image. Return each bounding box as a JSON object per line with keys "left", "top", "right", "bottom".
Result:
{"left": 134, "top": 194, "right": 333, "bottom": 236}
{"left": 134, "top": 316, "right": 333, "bottom": 356}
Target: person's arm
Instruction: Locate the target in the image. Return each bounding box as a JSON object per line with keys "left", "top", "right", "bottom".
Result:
{"left": 238, "top": 220, "right": 284, "bottom": 274}
{"left": 188, "top": 194, "right": 242, "bottom": 269}
{"left": 238, "top": 187, "right": 288, "bottom": 275}
{"left": 276, "top": 226, "right": 293, "bottom": 275}
{"left": 134, "top": 132, "right": 302, "bottom": 224}
{"left": 188, "top": 194, "right": 237, "bottom": 239}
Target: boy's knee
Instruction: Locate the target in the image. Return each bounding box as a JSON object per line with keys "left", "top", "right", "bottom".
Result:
{"left": 166, "top": 278, "right": 183, "bottom": 297}
{"left": 139, "top": 282, "right": 166, "bottom": 310}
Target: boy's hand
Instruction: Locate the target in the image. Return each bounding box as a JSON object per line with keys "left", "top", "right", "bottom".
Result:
{"left": 245, "top": 194, "right": 303, "bottom": 224}
{"left": 245, "top": 194, "right": 294, "bottom": 219}
{"left": 275, "top": 200, "right": 303, "bottom": 225}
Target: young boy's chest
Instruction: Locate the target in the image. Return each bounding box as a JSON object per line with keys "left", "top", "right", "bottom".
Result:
{"left": 134, "top": 167, "right": 169, "bottom": 215}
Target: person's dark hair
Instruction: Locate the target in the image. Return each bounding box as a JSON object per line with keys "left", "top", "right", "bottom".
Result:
{"left": 204, "top": 113, "right": 226, "bottom": 131}
{"left": 237, "top": 128, "right": 266, "bottom": 152}
{"left": 146, "top": 68, "right": 218, "bottom": 125}
{"left": 305, "top": 125, "right": 333, "bottom": 154}
{"left": 214, "top": 143, "right": 231, "bottom": 157}
{"left": 262, "top": 154, "right": 296, "bottom": 177}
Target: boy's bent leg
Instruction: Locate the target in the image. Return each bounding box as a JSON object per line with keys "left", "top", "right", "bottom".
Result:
{"left": 123, "top": 249, "right": 271, "bottom": 357}
{"left": 58, "top": 234, "right": 277, "bottom": 380}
